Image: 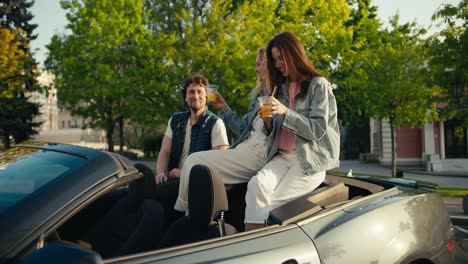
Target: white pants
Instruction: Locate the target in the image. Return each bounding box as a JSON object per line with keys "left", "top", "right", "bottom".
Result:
{"left": 174, "top": 137, "right": 268, "bottom": 212}
{"left": 244, "top": 150, "right": 325, "bottom": 224}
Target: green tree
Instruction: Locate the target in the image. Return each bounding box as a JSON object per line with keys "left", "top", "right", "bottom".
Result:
{"left": 333, "top": 0, "right": 381, "bottom": 122}
{"left": 331, "top": 0, "right": 382, "bottom": 157}
{"left": 0, "top": 0, "right": 41, "bottom": 149}
{"left": 273, "top": 0, "right": 354, "bottom": 75}
{"left": 143, "top": 0, "right": 278, "bottom": 123}
{"left": 142, "top": 0, "right": 355, "bottom": 130}
{"left": 0, "top": 28, "right": 26, "bottom": 97}
{"left": 366, "top": 16, "right": 439, "bottom": 177}
{"left": 46, "top": 0, "right": 155, "bottom": 152}
{"left": 0, "top": 97, "right": 40, "bottom": 149}
{"left": 429, "top": 0, "right": 468, "bottom": 136}
{"left": 0, "top": 0, "right": 39, "bottom": 92}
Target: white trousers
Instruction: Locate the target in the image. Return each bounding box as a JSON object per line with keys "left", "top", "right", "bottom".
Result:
{"left": 174, "top": 137, "right": 268, "bottom": 212}
{"left": 244, "top": 150, "right": 325, "bottom": 224}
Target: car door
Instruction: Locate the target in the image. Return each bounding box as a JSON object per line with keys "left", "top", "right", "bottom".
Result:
{"left": 108, "top": 225, "right": 321, "bottom": 264}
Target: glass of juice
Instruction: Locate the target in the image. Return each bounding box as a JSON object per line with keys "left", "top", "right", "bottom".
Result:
{"left": 258, "top": 96, "right": 272, "bottom": 118}
{"left": 207, "top": 85, "right": 218, "bottom": 103}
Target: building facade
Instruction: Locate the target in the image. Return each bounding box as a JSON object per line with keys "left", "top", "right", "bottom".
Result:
{"left": 29, "top": 71, "right": 106, "bottom": 148}
{"left": 370, "top": 118, "right": 468, "bottom": 173}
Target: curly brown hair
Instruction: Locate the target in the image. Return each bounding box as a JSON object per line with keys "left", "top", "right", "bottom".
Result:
{"left": 182, "top": 73, "right": 208, "bottom": 101}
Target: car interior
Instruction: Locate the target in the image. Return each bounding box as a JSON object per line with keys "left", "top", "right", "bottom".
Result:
{"left": 41, "top": 164, "right": 391, "bottom": 260}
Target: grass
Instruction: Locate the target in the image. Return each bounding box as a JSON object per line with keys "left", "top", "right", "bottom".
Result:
{"left": 436, "top": 188, "right": 468, "bottom": 197}
{"left": 134, "top": 156, "right": 157, "bottom": 162}
{"left": 327, "top": 171, "right": 468, "bottom": 198}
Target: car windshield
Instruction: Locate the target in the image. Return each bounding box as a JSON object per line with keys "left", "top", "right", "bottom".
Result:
{"left": 0, "top": 147, "right": 87, "bottom": 215}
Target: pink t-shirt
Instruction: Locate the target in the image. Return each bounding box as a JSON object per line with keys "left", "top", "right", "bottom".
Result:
{"left": 278, "top": 82, "right": 300, "bottom": 151}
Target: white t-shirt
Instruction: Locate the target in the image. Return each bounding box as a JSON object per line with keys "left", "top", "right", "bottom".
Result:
{"left": 249, "top": 115, "right": 268, "bottom": 141}
{"left": 164, "top": 117, "right": 229, "bottom": 168}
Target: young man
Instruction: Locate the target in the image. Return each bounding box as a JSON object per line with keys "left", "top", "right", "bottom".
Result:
{"left": 154, "top": 73, "right": 229, "bottom": 221}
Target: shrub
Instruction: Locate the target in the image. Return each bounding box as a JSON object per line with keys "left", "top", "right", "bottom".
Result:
{"left": 142, "top": 134, "right": 163, "bottom": 157}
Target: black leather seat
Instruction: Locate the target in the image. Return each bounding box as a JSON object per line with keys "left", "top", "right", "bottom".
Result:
{"left": 83, "top": 163, "right": 164, "bottom": 258}
{"left": 159, "top": 164, "right": 236, "bottom": 248}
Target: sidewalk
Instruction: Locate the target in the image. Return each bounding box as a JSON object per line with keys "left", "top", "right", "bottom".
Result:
{"left": 330, "top": 160, "right": 468, "bottom": 189}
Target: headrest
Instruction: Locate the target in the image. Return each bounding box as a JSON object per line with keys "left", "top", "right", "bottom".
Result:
{"left": 131, "top": 163, "right": 157, "bottom": 200}
{"left": 188, "top": 165, "right": 228, "bottom": 229}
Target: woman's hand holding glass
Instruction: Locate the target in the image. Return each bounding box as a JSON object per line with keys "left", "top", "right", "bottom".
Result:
{"left": 209, "top": 92, "right": 228, "bottom": 111}
{"left": 270, "top": 97, "right": 288, "bottom": 115}
{"left": 258, "top": 96, "right": 288, "bottom": 118}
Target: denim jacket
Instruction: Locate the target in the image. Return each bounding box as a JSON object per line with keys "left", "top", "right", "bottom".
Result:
{"left": 168, "top": 108, "right": 219, "bottom": 171}
{"left": 220, "top": 91, "right": 281, "bottom": 160}
{"left": 276, "top": 76, "right": 340, "bottom": 174}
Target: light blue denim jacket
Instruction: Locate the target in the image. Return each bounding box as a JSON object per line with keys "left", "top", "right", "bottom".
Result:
{"left": 219, "top": 91, "right": 282, "bottom": 161}
{"left": 276, "top": 76, "right": 340, "bottom": 174}
{"left": 220, "top": 76, "right": 339, "bottom": 175}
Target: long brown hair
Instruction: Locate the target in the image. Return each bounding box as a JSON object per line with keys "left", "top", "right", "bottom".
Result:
{"left": 250, "top": 47, "right": 270, "bottom": 98}
{"left": 266, "top": 31, "right": 322, "bottom": 97}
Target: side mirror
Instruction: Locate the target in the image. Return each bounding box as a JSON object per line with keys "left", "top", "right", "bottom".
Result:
{"left": 21, "top": 242, "right": 103, "bottom": 264}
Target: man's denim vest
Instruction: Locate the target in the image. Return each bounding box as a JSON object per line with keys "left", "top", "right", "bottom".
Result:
{"left": 168, "top": 108, "right": 219, "bottom": 171}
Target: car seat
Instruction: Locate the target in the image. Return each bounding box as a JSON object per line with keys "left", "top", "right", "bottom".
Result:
{"left": 82, "top": 163, "right": 164, "bottom": 258}
{"left": 159, "top": 164, "right": 237, "bottom": 248}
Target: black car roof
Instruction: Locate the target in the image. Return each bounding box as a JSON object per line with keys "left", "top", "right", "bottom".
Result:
{"left": 0, "top": 142, "right": 139, "bottom": 261}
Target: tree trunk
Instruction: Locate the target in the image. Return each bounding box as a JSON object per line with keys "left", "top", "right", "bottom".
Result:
{"left": 106, "top": 125, "right": 115, "bottom": 152}
{"left": 118, "top": 117, "right": 124, "bottom": 153}
{"left": 2, "top": 132, "right": 10, "bottom": 150}
{"left": 390, "top": 121, "right": 396, "bottom": 177}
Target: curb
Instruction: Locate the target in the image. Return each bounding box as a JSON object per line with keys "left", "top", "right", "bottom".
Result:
{"left": 401, "top": 169, "right": 468, "bottom": 178}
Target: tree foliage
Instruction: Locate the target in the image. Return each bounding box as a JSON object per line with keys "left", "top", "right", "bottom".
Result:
{"left": 44, "top": 0, "right": 445, "bottom": 164}
{"left": 0, "top": 28, "right": 27, "bottom": 97}
{"left": 143, "top": 0, "right": 278, "bottom": 119}
{"left": 0, "top": 0, "right": 40, "bottom": 149}
{"left": 48, "top": 0, "right": 358, "bottom": 148}
{"left": 332, "top": 0, "right": 381, "bottom": 123}
{"left": 365, "top": 16, "right": 439, "bottom": 176}
{"left": 1, "top": 0, "right": 40, "bottom": 92}
{"left": 142, "top": 0, "right": 355, "bottom": 124}
{"left": 46, "top": 0, "right": 154, "bottom": 152}
{"left": 0, "top": 96, "right": 40, "bottom": 149}
{"left": 429, "top": 0, "right": 468, "bottom": 135}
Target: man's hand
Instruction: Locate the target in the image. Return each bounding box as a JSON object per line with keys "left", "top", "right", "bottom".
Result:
{"left": 168, "top": 168, "right": 181, "bottom": 179}
{"left": 155, "top": 173, "right": 167, "bottom": 184}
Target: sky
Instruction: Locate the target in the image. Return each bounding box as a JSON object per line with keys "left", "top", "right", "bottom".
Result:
{"left": 30, "top": 0, "right": 461, "bottom": 68}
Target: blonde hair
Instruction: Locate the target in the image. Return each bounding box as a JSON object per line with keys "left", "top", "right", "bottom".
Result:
{"left": 250, "top": 47, "right": 271, "bottom": 98}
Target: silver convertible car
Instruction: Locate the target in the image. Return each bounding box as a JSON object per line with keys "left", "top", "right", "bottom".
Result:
{"left": 0, "top": 142, "right": 455, "bottom": 263}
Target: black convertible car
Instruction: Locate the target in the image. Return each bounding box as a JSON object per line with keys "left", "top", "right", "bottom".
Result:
{"left": 0, "top": 142, "right": 455, "bottom": 263}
